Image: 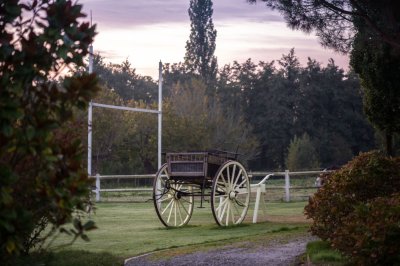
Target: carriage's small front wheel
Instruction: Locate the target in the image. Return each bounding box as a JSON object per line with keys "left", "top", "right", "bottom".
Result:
{"left": 153, "top": 164, "right": 194, "bottom": 227}
{"left": 211, "top": 161, "right": 250, "bottom": 226}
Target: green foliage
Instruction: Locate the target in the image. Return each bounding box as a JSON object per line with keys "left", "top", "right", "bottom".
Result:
{"left": 0, "top": 0, "right": 98, "bottom": 260}
{"left": 90, "top": 77, "right": 259, "bottom": 174}
{"left": 185, "top": 0, "right": 218, "bottom": 86}
{"left": 164, "top": 79, "right": 259, "bottom": 162}
{"left": 286, "top": 133, "right": 319, "bottom": 171}
{"left": 91, "top": 55, "right": 157, "bottom": 102}
{"left": 92, "top": 48, "right": 373, "bottom": 172}
{"left": 88, "top": 87, "right": 158, "bottom": 174}
{"left": 350, "top": 33, "right": 400, "bottom": 156}
{"left": 374, "top": 131, "right": 400, "bottom": 157}
{"left": 305, "top": 151, "right": 400, "bottom": 264}
{"left": 248, "top": 0, "right": 400, "bottom": 53}
{"left": 90, "top": 88, "right": 127, "bottom": 174}
{"left": 248, "top": 0, "right": 400, "bottom": 157}
{"left": 217, "top": 50, "right": 374, "bottom": 170}
{"left": 333, "top": 193, "right": 400, "bottom": 265}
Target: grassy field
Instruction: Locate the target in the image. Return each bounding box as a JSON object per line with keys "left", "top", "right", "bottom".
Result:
{"left": 45, "top": 200, "right": 309, "bottom": 261}
{"left": 304, "top": 240, "right": 347, "bottom": 265}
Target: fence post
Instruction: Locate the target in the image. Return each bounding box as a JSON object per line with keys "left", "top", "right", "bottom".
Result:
{"left": 95, "top": 173, "right": 100, "bottom": 202}
{"left": 285, "top": 170, "right": 290, "bottom": 202}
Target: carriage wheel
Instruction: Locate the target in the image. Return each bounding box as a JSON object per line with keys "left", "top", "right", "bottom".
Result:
{"left": 153, "top": 164, "right": 194, "bottom": 227}
{"left": 211, "top": 161, "right": 250, "bottom": 226}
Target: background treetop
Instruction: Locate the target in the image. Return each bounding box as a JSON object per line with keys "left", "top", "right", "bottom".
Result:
{"left": 185, "top": 0, "right": 218, "bottom": 86}
{"left": 247, "top": 0, "right": 400, "bottom": 53}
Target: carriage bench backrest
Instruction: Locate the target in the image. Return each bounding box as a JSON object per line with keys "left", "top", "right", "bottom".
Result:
{"left": 166, "top": 151, "right": 235, "bottom": 178}
{"left": 167, "top": 152, "right": 206, "bottom": 177}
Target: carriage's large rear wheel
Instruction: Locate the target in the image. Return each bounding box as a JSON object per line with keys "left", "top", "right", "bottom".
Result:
{"left": 153, "top": 164, "right": 194, "bottom": 227}
{"left": 211, "top": 161, "right": 250, "bottom": 226}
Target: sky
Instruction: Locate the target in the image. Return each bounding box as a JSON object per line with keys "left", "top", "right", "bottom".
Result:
{"left": 80, "top": 0, "right": 349, "bottom": 79}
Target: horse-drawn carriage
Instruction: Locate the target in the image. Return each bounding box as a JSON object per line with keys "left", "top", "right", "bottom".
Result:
{"left": 152, "top": 151, "right": 250, "bottom": 227}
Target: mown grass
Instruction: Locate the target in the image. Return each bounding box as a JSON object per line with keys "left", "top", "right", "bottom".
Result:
{"left": 148, "top": 225, "right": 309, "bottom": 261}
{"left": 22, "top": 200, "right": 310, "bottom": 265}
{"left": 303, "top": 240, "right": 347, "bottom": 265}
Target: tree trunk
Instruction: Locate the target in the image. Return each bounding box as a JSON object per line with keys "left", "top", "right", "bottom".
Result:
{"left": 386, "top": 130, "right": 394, "bottom": 157}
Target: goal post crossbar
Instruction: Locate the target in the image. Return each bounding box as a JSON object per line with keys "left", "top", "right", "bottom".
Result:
{"left": 88, "top": 58, "right": 163, "bottom": 176}
{"left": 91, "top": 102, "right": 160, "bottom": 114}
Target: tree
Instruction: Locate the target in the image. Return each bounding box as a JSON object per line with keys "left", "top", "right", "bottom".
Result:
{"left": 264, "top": 49, "right": 301, "bottom": 168}
{"left": 350, "top": 33, "right": 400, "bottom": 156}
{"left": 248, "top": 0, "right": 400, "bottom": 156}
{"left": 220, "top": 50, "right": 374, "bottom": 170}
{"left": 91, "top": 87, "right": 127, "bottom": 174}
{"left": 184, "top": 0, "right": 218, "bottom": 86}
{"left": 296, "top": 59, "right": 373, "bottom": 166}
{"left": 286, "top": 133, "right": 320, "bottom": 170}
{"left": 162, "top": 62, "right": 195, "bottom": 98}
{"left": 91, "top": 55, "right": 158, "bottom": 103}
{"left": 163, "top": 79, "right": 259, "bottom": 163}
{"left": 0, "top": 0, "right": 98, "bottom": 259}
{"left": 247, "top": 0, "right": 400, "bottom": 53}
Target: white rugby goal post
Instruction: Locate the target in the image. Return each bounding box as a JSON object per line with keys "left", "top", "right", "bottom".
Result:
{"left": 87, "top": 44, "right": 163, "bottom": 176}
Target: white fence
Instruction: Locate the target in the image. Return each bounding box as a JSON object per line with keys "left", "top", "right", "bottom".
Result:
{"left": 90, "top": 170, "right": 328, "bottom": 202}
{"left": 90, "top": 170, "right": 328, "bottom": 223}
{"left": 90, "top": 174, "right": 155, "bottom": 202}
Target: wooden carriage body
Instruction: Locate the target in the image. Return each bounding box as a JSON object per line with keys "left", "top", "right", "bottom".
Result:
{"left": 153, "top": 150, "right": 250, "bottom": 227}
{"left": 166, "top": 151, "right": 236, "bottom": 185}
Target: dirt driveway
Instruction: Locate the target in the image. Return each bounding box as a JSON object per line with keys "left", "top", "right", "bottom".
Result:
{"left": 125, "top": 233, "right": 315, "bottom": 266}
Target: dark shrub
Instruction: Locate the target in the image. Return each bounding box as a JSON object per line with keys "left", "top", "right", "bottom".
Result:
{"left": 0, "top": 0, "right": 98, "bottom": 261}
{"left": 333, "top": 193, "right": 400, "bottom": 265}
{"left": 305, "top": 151, "right": 400, "bottom": 263}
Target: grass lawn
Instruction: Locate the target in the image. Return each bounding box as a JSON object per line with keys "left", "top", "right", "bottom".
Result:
{"left": 41, "top": 200, "right": 309, "bottom": 262}
{"left": 303, "top": 240, "right": 347, "bottom": 265}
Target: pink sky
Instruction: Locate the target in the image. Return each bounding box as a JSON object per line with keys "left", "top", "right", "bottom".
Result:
{"left": 80, "top": 0, "right": 349, "bottom": 79}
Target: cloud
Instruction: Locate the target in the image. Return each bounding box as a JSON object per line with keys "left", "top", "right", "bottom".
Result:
{"left": 214, "top": 0, "right": 283, "bottom": 22}
{"left": 80, "top": 0, "right": 188, "bottom": 29}
{"left": 79, "top": 0, "right": 282, "bottom": 29}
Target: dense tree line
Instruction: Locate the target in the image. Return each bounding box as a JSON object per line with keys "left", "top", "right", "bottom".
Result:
{"left": 248, "top": 0, "right": 400, "bottom": 156}
{"left": 87, "top": 0, "right": 394, "bottom": 173}
{"left": 216, "top": 49, "right": 375, "bottom": 170}
{"left": 88, "top": 57, "right": 258, "bottom": 174}
{"left": 90, "top": 48, "right": 375, "bottom": 173}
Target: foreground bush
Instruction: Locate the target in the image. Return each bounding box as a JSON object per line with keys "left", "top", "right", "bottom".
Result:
{"left": 305, "top": 151, "right": 400, "bottom": 264}
{"left": 334, "top": 193, "right": 400, "bottom": 265}
{"left": 0, "top": 0, "right": 99, "bottom": 261}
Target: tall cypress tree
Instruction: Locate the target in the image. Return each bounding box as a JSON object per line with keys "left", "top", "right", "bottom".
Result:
{"left": 185, "top": 0, "right": 218, "bottom": 86}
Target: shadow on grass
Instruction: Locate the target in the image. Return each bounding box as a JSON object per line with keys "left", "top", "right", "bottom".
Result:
{"left": 156, "top": 224, "right": 200, "bottom": 230}
{"left": 209, "top": 223, "right": 250, "bottom": 230}
{"left": 270, "top": 226, "right": 300, "bottom": 233}
{"left": 11, "top": 250, "right": 123, "bottom": 266}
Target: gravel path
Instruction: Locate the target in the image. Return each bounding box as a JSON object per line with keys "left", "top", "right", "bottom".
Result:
{"left": 125, "top": 236, "right": 313, "bottom": 266}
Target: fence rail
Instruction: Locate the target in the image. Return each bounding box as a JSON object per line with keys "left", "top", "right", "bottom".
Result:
{"left": 90, "top": 170, "right": 329, "bottom": 203}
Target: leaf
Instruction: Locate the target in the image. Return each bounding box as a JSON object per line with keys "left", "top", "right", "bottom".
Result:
{"left": 2, "top": 125, "right": 13, "bottom": 137}
{"left": 80, "top": 234, "right": 90, "bottom": 242}
{"left": 72, "top": 218, "right": 82, "bottom": 231}
{"left": 59, "top": 227, "right": 72, "bottom": 236}
{"left": 83, "top": 220, "right": 97, "bottom": 231}
{"left": 26, "top": 126, "right": 35, "bottom": 140}
{"left": 6, "top": 239, "right": 16, "bottom": 254}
